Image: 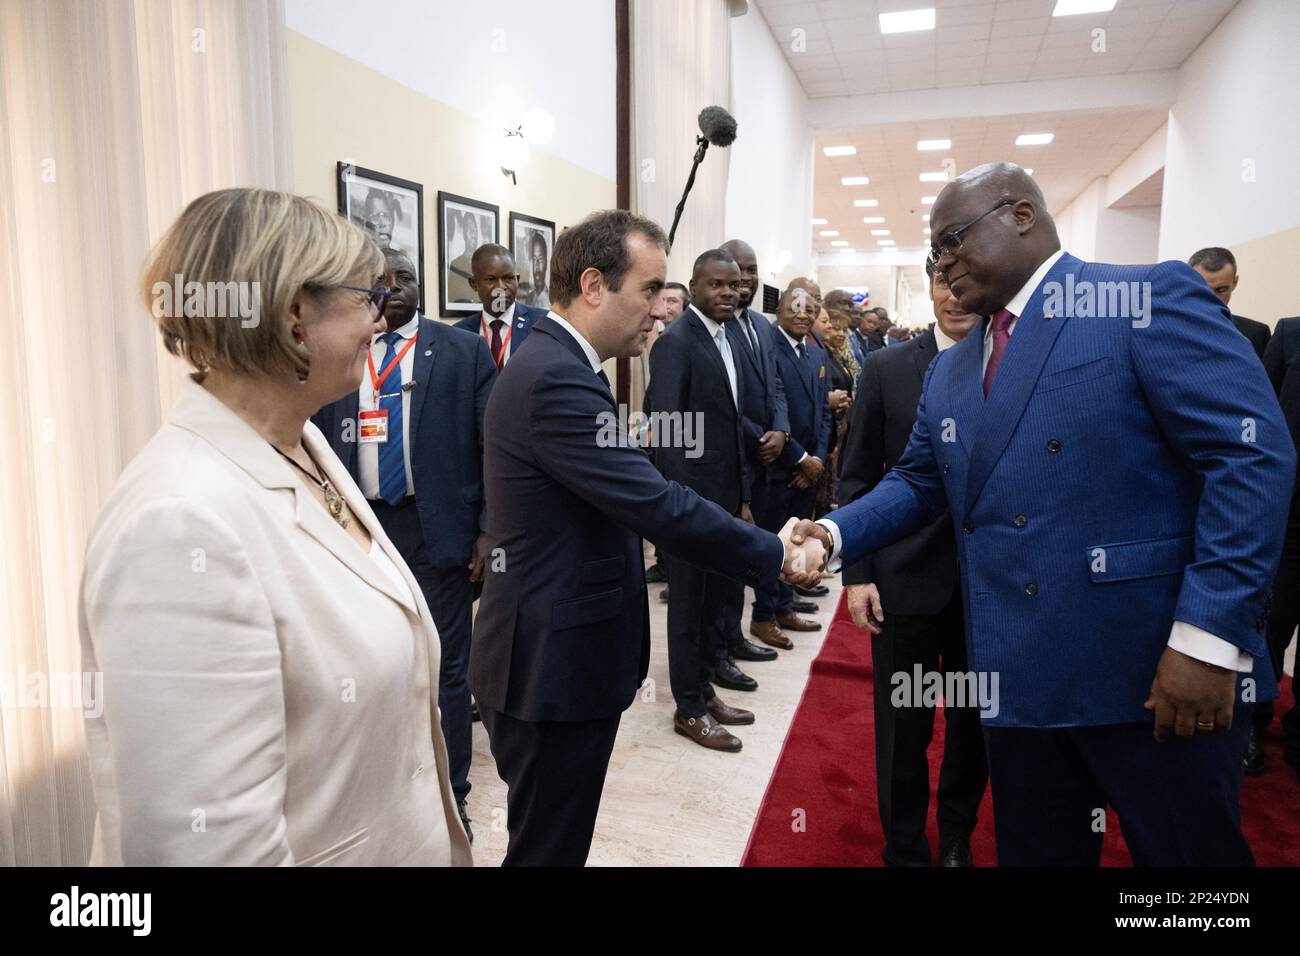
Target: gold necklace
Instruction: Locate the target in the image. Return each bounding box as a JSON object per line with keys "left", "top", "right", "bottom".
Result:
{"left": 273, "top": 444, "right": 350, "bottom": 528}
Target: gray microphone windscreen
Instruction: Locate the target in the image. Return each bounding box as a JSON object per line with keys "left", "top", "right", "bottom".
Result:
{"left": 698, "top": 106, "right": 738, "bottom": 147}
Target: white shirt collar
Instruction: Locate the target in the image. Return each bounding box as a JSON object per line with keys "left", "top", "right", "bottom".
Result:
{"left": 546, "top": 310, "right": 604, "bottom": 375}
{"left": 377, "top": 312, "right": 419, "bottom": 341}
{"left": 778, "top": 325, "right": 805, "bottom": 351}
{"left": 932, "top": 321, "right": 958, "bottom": 352}
{"left": 689, "top": 303, "right": 728, "bottom": 341}
{"left": 483, "top": 301, "right": 516, "bottom": 328}
{"left": 984, "top": 249, "right": 1066, "bottom": 345}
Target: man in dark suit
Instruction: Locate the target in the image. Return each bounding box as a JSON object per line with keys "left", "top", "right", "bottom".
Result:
{"left": 715, "top": 238, "right": 789, "bottom": 666}
{"left": 454, "top": 243, "right": 547, "bottom": 370}
{"left": 796, "top": 163, "right": 1294, "bottom": 866}
{"left": 467, "top": 211, "right": 823, "bottom": 865}
{"left": 1260, "top": 317, "right": 1300, "bottom": 780}
{"left": 646, "top": 249, "right": 762, "bottom": 749}
{"left": 1190, "top": 246, "right": 1272, "bottom": 358}
{"left": 750, "top": 283, "right": 833, "bottom": 651}
{"left": 312, "top": 247, "right": 496, "bottom": 842}
{"left": 837, "top": 257, "right": 988, "bottom": 867}
{"left": 862, "top": 307, "right": 888, "bottom": 352}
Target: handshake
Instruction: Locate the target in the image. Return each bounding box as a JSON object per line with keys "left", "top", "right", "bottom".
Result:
{"left": 778, "top": 517, "right": 833, "bottom": 587}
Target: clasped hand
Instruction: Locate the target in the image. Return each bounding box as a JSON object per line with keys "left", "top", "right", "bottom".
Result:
{"left": 778, "top": 517, "right": 831, "bottom": 586}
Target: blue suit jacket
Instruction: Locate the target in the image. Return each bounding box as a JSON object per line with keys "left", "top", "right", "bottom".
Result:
{"left": 830, "top": 254, "right": 1295, "bottom": 727}
{"left": 453, "top": 302, "right": 546, "bottom": 364}
{"left": 311, "top": 316, "right": 496, "bottom": 568}
{"left": 468, "top": 316, "right": 784, "bottom": 723}
{"left": 768, "top": 325, "right": 833, "bottom": 475}
{"left": 726, "top": 307, "right": 790, "bottom": 477}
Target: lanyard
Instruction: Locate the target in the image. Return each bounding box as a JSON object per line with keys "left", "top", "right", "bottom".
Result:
{"left": 481, "top": 314, "right": 514, "bottom": 369}
{"left": 367, "top": 334, "right": 418, "bottom": 396}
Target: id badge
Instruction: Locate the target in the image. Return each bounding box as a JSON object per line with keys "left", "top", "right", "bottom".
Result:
{"left": 359, "top": 408, "right": 388, "bottom": 443}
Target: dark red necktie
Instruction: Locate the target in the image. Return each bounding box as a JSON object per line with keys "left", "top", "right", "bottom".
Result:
{"left": 490, "top": 319, "right": 505, "bottom": 368}
{"left": 983, "top": 308, "right": 1015, "bottom": 397}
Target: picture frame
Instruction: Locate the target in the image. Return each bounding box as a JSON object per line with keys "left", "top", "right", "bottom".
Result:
{"left": 437, "top": 191, "right": 500, "bottom": 317}
{"left": 509, "top": 212, "right": 557, "bottom": 312}
{"left": 336, "top": 162, "right": 425, "bottom": 312}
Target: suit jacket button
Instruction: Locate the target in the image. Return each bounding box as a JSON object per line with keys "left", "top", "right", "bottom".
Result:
{"left": 962, "top": 519, "right": 974, "bottom": 534}
{"left": 1013, "top": 514, "right": 1027, "bottom": 528}
{"left": 942, "top": 464, "right": 951, "bottom": 475}
{"left": 1047, "top": 439, "right": 1061, "bottom": 452}
{"left": 1025, "top": 582, "right": 1038, "bottom": 596}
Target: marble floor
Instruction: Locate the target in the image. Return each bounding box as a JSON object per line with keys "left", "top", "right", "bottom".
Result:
{"left": 465, "top": 556, "right": 844, "bottom": 867}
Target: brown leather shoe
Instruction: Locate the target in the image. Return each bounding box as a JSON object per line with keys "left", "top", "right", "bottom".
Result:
{"left": 777, "top": 612, "right": 822, "bottom": 632}
{"left": 750, "top": 619, "right": 794, "bottom": 650}
{"left": 674, "top": 711, "right": 743, "bottom": 752}
{"left": 706, "top": 696, "right": 755, "bottom": 725}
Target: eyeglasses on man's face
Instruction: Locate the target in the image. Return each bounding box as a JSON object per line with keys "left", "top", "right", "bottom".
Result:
{"left": 927, "top": 200, "right": 1015, "bottom": 267}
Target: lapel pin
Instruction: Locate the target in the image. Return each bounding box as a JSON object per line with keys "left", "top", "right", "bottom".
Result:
{"left": 424, "top": 349, "right": 432, "bottom": 356}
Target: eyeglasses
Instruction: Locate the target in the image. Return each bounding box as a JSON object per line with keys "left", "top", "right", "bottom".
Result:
{"left": 927, "top": 200, "right": 1015, "bottom": 267}
{"left": 339, "top": 285, "right": 393, "bottom": 313}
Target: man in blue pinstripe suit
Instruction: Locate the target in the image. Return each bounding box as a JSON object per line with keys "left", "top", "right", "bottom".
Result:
{"left": 793, "top": 163, "right": 1295, "bottom": 866}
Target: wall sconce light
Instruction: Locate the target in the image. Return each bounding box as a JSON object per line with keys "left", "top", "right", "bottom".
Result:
{"left": 499, "top": 108, "right": 556, "bottom": 184}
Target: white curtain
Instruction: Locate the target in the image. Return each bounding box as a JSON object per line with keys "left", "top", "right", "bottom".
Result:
{"left": 0, "top": 0, "right": 292, "bottom": 866}
{"left": 629, "top": 0, "right": 734, "bottom": 407}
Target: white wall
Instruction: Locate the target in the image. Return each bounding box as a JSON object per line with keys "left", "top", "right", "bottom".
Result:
{"left": 1158, "top": 0, "right": 1300, "bottom": 260}
{"left": 285, "top": 0, "right": 617, "bottom": 180}
{"left": 1054, "top": 175, "right": 1160, "bottom": 265}
{"left": 725, "top": 2, "right": 814, "bottom": 290}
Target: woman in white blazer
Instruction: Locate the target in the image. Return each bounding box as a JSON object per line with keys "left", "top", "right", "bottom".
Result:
{"left": 79, "top": 188, "right": 472, "bottom": 866}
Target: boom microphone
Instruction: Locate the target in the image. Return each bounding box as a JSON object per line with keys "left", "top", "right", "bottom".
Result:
{"left": 668, "top": 106, "right": 738, "bottom": 246}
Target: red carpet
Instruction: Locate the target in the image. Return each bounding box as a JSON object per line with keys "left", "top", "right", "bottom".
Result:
{"left": 742, "top": 592, "right": 1300, "bottom": 866}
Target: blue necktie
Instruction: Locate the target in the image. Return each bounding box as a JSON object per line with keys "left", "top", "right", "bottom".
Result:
{"left": 377, "top": 332, "right": 407, "bottom": 504}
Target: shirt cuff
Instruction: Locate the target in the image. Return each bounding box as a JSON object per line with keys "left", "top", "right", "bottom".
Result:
{"left": 796, "top": 451, "right": 808, "bottom": 465}
{"left": 1168, "top": 621, "right": 1253, "bottom": 673}
{"left": 816, "top": 518, "right": 843, "bottom": 573}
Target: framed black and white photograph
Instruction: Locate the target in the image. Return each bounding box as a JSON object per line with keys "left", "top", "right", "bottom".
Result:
{"left": 336, "top": 162, "right": 424, "bottom": 312}
{"left": 509, "top": 212, "right": 556, "bottom": 311}
{"left": 437, "top": 191, "right": 499, "bottom": 317}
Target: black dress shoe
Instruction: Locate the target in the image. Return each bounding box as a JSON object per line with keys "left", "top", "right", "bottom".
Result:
{"left": 713, "top": 658, "right": 758, "bottom": 692}
{"left": 939, "top": 836, "right": 972, "bottom": 867}
{"left": 795, "top": 584, "right": 830, "bottom": 597}
{"left": 645, "top": 563, "right": 668, "bottom": 584}
{"left": 457, "top": 799, "right": 474, "bottom": 845}
{"left": 1244, "top": 724, "right": 1265, "bottom": 775}
{"left": 791, "top": 599, "right": 818, "bottom": 613}
{"left": 729, "top": 638, "right": 778, "bottom": 662}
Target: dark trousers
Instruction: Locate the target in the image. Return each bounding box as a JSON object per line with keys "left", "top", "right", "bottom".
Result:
{"left": 754, "top": 480, "right": 814, "bottom": 621}
{"left": 371, "top": 498, "right": 475, "bottom": 803}
{"left": 716, "top": 461, "right": 770, "bottom": 653}
{"left": 665, "top": 555, "right": 727, "bottom": 717}
{"left": 1255, "top": 520, "right": 1300, "bottom": 763}
{"left": 478, "top": 707, "right": 621, "bottom": 866}
{"left": 982, "top": 706, "right": 1255, "bottom": 866}
{"left": 871, "top": 592, "right": 987, "bottom": 866}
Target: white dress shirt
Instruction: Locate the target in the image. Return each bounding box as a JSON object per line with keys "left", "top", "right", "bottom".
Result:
{"left": 478, "top": 302, "right": 518, "bottom": 365}
{"left": 932, "top": 321, "right": 959, "bottom": 353}
{"left": 546, "top": 310, "right": 606, "bottom": 376}
{"left": 821, "top": 249, "right": 1249, "bottom": 671}
{"left": 690, "top": 304, "right": 738, "bottom": 407}
{"left": 359, "top": 312, "right": 418, "bottom": 500}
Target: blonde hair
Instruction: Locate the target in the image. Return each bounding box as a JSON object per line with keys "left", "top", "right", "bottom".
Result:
{"left": 140, "top": 188, "right": 383, "bottom": 377}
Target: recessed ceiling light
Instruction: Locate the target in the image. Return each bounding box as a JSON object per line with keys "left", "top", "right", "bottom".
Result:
{"left": 862, "top": 216, "right": 885, "bottom": 223}
{"left": 922, "top": 214, "right": 930, "bottom": 221}
{"left": 919, "top": 171, "right": 948, "bottom": 182}
{"left": 811, "top": 217, "right": 828, "bottom": 225}
{"left": 819, "top": 230, "right": 840, "bottom": 237}
{"left": 1016, "top": 133, "right": 1054, "bottom": 146}
{"left": 854, "top": 199, "right": 879, "bottom": 207}
{"left": 823, "top": 145, "right": 857, "bottom": 157}
{"left": 831, "top": 240, "right": 849, "bottom": 247}
{"left": 924, "top": 228, "right": 932, "bottom": 235}
{"left": 871, "top": 229, "right": 891, "bottom": 236}
{"left": 879, "top": 8, "right": 935, "bottom": 34}
{"left": 839, "top": 248, "right": 856, "bottom": 254}
{"left": 877, "top": 239, "right": 896, "bottom": 246}
{"left": 917, "top": 139, "right": 950, "bottom": 151}
{"left": 841, "top": 176, "right": 870, "bottom": 186}
{"left": 1024, "top": 168, "right": 1034, "bottom": 176}
{"left": 1052, "top": 0, "right": 1116, "bottom": 16}
{"left": 921, "top": 196, "right": 936, "bottom": 204}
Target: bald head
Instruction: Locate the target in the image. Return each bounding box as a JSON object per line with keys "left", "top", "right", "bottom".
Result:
{"left": 785, "top": 276, "right": 822, "bottom": 318}
{"left": 721, "top": 239, "right": 759, "bottom": 310}
{"left": 930, "top": 162, "right": 1060, "bottom": 316}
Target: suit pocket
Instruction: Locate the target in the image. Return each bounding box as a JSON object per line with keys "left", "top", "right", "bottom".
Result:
{"left": 552, "top": 587, "right": 624, "bottom": 630}
{"left": 1086, "top": 535, "right": 1192, "bottom": 583}
{"left": 295, "top": 827, "right": 370, "bottom": 867}
{"left": 580, "top": 556, "right": 625, "bottom": 585}
{"left": 1038, "top": 357, "right": 1112, "bottom": 393}
{"left": 461, "top": 481, "right": 483, "bottom": 504}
